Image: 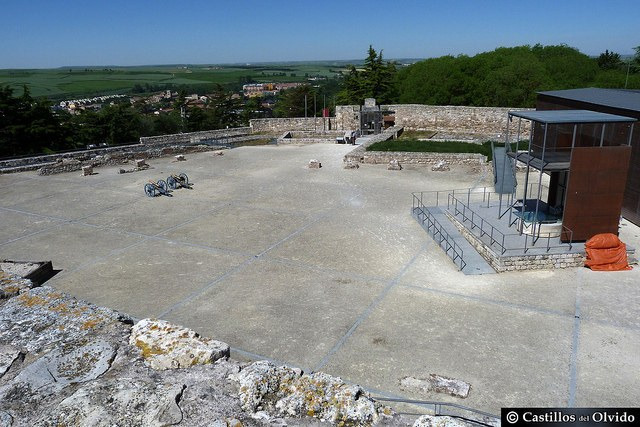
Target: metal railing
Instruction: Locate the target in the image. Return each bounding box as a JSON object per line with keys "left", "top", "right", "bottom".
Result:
{"left": 448, "top": 193, "right": 508, "bottom": 254}
{"left": 447, "top": 193, "right": 573, "bottom": 254}
{"left": 374, "top": 397, "right": 499, "bottom": 427}
{"left": 412, "top": 194, "right": 467, "bottom": 271}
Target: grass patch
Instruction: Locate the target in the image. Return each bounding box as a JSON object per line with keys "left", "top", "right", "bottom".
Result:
{"left": 367, "top": 139, "right": 518, "bottom": 161}
{"left": 397, "top": 130, "right": 438, "bottom": 140}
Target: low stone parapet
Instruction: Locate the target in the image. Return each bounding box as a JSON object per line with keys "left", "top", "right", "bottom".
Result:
{"left": 355, "top": 151, "right": 487, "bottom": 166}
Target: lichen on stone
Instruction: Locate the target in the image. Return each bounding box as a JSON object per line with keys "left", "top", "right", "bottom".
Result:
{"left": 129, "top": 318, "right": 230, "bottom": 370}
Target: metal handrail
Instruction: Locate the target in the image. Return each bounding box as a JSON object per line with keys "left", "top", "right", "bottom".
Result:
{"left": 447, "top": 193, "right": 575, "bottom": 255}
{"left": 412, "top": 195, "right": 467, "bottom": 271}
{"left": 373, "top": 397, "right": 499, "bottom": 426}
{"left": 448, "top": 193, "right": 508, "bottom": 254}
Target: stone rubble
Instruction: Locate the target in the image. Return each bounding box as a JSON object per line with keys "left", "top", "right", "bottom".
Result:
{"left": 431, "top": 161, "right": 450, "bottom": 172}
{"left": 399, "top": 374, "right": 471, "bottom": 399}
{"left": 0, "top": 280, "right": 435, "bottom": 426}
{"left": 0, "top": 272, "right": 34, "bottom": 300}
{"left": 344, "top": 159, "right": 360, "bottom": 169}
{"left": 412, "top": 415, "right": 476, "bottom": 427}
{"left": 308, "top": 159, "right": 322, "bottom": 168}
{"left": 388, "top": 159, "right": 402, "bottom": 171}
{"left": 130, "top": 318, "right": 230, "bottom": 370}
{"left": 230, "top": 361, "right": 395, "bottom": 425}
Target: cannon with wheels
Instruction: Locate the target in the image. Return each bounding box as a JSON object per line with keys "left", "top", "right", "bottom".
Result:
{"left": 144, "top": 179, "right": 170, "bottom": 197}
{"left": 166, "top": 173, "right": 191, "bottom": 190}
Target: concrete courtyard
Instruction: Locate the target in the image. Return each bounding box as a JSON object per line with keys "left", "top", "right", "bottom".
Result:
{"left": 1, "top": 143, "right": 639, "bottom": 416}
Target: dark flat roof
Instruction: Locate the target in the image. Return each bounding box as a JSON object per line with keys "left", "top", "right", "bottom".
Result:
{"left": 509, "top": 109, "right": 636, "bottom": 124}
{"left": 538, "top": 88, "right": 640, "bottom": 113}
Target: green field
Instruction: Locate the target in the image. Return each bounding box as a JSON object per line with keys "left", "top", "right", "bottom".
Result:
{"left": 0, "top": 62, "right": 350, "bottom": 99}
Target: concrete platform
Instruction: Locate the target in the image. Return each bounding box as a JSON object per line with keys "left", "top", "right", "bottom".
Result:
{"left": 1, "top": 145, "right": 639, "bottom": 415}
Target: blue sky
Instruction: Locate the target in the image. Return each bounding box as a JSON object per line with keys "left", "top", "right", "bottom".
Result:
{"left": 2, "top": 0, "right": 638, "bottom": 68}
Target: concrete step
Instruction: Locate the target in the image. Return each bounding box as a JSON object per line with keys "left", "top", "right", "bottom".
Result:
{"left": 412, "top": 206, "right": 495, "bottom": 275}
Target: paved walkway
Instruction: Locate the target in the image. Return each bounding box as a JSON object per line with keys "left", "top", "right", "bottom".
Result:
{"left": 1, "top": 145, "right": 639, "bottom": 414}
{"left": 413, "top": 206, "right": 495, "bottom": 275}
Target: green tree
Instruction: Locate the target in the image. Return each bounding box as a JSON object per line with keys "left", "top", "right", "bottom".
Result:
{"left": 0, "top": 85, "right": 69, "bottom": 156}
{"left": 273, "top": 85, "right": 317, "bottom": 118}
{"left": 336, "top": 46, "right": 397, "bottom": 105}
{"left": 153, "top": 112, "right": 182, "bottom": 135}
{"left": 597, "top": 50, "right": 623, "bottom": 70}
{"left": 396, "top": 44, "right": 604, "bottom": 107}
{"left": 632, "top": 46, "right": 640, "bottom": 72}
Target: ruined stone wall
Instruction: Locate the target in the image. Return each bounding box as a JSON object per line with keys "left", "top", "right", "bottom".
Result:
{"left": 249, "top": 117, "right": 334, "bottom": 134}
{"left": 139, "top": 127, "right": 251, "bottom": 145}
{"left": 0, "top": 133, "right": 267, "bottom": 175}
{"left": 35, "top": 145, "right": 221, "bottom": 176}
{"left": 350, "top": 151, "right": 487, "bottom": 166}
{"left": 253, "top": 104, "right": 534, "bottom": 137}
{"left": 383, "top": 105, "right": 533, "bottom": 139}
{"left": 334, "top": 105, "right": 360, "bottom": 130}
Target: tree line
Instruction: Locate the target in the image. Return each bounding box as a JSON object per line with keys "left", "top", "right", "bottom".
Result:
{"left": 0, "top": 85, "right": 254, "bottom": 158}
{"left": 335, "top": 44, "right": 640, "bottom": 108}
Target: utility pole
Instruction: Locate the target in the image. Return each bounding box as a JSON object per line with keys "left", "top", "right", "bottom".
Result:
{"left": 625, "top": 60, "right": 631, "bottom": 89}
{"left": 304, "top": 95, "right": 307, "bottom": 118}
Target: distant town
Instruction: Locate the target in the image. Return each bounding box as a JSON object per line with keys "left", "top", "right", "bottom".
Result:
{"left": 55, "top": 82, "right": 309, "bottom": 117}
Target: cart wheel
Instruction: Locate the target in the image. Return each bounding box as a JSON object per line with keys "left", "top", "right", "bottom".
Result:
{"left": 179, "top": 173, "right": 189, "bottom": 185}
{"left": 157, "top": 179, "right": 168, "bottom": 194}
{"left": 167, "top": 175, "right": 177, "bottom": 190}
{"left": 144, "top": 183, "right": 155, "bottom": 197}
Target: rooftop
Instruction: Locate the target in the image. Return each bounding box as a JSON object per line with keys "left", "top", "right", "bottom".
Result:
{"left": 538, "top": 88, "right": 640, "bottom": 113}
{"left": 1, "top": 145, "right": 639, "bottom": 414}
{"left": 509, "top": 109, "right": 637, "bottom": 124}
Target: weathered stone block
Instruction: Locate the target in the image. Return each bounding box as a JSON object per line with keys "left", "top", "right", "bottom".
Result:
{"left": 414, "top": 414, "right": 477, "bottom": 427}
{"left": 343, "top": 160, "right": 359, "bottom": 169}
{"left": 400, "top": 374, "right": 471, "bottom": 398}
{"left": 230, "top": 361, "right": 393, "bottom": 424}
{"left": 81, "top": 165, "right": 93, "bottom": 176}
{"left": 174, "top": 154, "right": 185, "bottom": 161}
{"left": 388, "top": 159, "right": 402, "bottom": 170}
{"left": 431, "top": 160, "right": 450, "bottom": 171}
{"left": 308, "top": 159, "right": 322, "bottom": 168}
{"left": 135, "top": 159, "right": 146, "bottom": 168}
{"left": 130, "top": 318, "right": 229, "bottom": 370}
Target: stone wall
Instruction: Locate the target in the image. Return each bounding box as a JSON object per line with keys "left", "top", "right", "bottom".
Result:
{"left": 139, "top": 127, "right": 251, "bottom": 145}
{"left": 383, "top": 105, "right": 533, "bottom": 140}
{"left": 343, "top": 127, "right": 487, "bottom": 166}
{"left": 35, "top": 144, "right": 221, "bottom": 176}
{"left": 276, "top": 130, "right": 345, "bottom": 145}
{"left": 250, "top": 117, "right": 334, "bottom": 134}
{"left": 445, "top": 211, "right": 585, "bottom": 272}
{"left": 353, "top": 151, "right": 487, "bottom": 166}
{"left": 0, "top": 131, "right": 268, "bottom": 175}
{"left": 334, "top": 105, "right": 360, "bottom": 130}
{"left": 335, "top": 104, "right": 534, "bottom": 140}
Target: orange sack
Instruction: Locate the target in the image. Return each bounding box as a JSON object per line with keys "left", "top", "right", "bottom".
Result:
{"left": 584, "top": 233, "right": 632, "bottom": 271}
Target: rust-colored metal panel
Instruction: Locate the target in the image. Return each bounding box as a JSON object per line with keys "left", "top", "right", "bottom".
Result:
{"left": 561, "top": 146, "right": 632, "bottom": 241}
{"left": 538, "top": 94, "right": 640, "bottom": 227}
